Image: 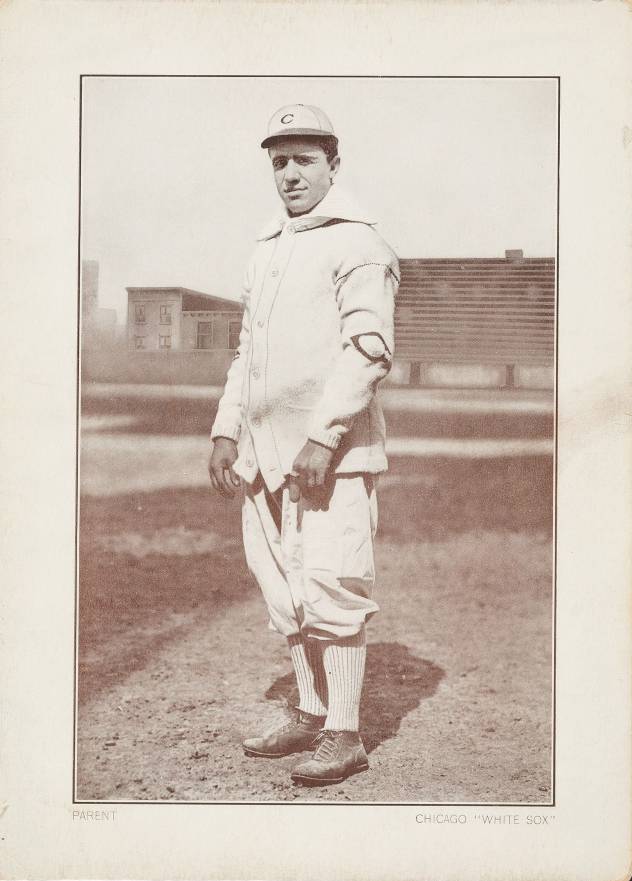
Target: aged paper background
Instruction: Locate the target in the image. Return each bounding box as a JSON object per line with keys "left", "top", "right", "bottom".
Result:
{"left": 1, "top": 1, "right": 631, "bottom": 879}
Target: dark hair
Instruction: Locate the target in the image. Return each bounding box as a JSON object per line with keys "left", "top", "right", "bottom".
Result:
{"left": 313, "top": 135, "right": 339, "bottom": 165}
{"left": 266, "top": 134, "right": 339, "bottom": 164}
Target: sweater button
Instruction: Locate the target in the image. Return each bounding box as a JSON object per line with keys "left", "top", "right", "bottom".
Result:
{"left": 246, "top": 459, "right": 254, "bottom": 468}
{"left": 270, "top": 268, "right": 279, "bottom": 277}
{"left": 251, "top": 367, "right": 260, "bottom": 379}
{"left": 257, "top": 319, "right": 265, "bottom": 328}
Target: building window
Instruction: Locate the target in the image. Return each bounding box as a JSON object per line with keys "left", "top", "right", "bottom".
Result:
{"left": 160, "top": 305, "right": 172, "bottom": 325}
{"left": 228, "top": 320, "right": 241, "bottom": 350}
{"left": 197, "top": 321, "right": 213, "bottom": 349}
{"left": 135, "top": 304, "right": 146, "bottom": 324}
{"left": 134, "top": 336, "right": 145, "bottom": 349}
{"left": 159, "top": 335, "right": 171, "bottom": 349}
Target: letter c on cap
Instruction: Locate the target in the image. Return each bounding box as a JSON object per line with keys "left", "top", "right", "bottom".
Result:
{"left": 280, "top": 113, "right": 294, "bottom": 124}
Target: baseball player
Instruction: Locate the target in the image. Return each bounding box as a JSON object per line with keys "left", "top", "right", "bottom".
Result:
{"left": 208, "top": 104, "right": 399, "bottom": 786}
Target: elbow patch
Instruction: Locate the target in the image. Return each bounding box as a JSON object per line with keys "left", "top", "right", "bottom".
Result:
{"left": 351, "top": 332, "right": 392, "bottom": 365}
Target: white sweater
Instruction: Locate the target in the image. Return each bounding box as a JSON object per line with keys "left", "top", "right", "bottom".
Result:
{"left": 210, "top": 186, "right": 400, "bottom": 492}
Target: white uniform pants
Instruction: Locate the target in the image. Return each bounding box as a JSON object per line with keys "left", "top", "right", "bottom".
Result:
{"left": 242, "top": 474, "right": 380, "bottom": 639}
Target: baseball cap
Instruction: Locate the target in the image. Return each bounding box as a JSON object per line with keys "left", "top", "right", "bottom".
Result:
{"left": 261, "top": 104, "right": 337, "bottom": 148}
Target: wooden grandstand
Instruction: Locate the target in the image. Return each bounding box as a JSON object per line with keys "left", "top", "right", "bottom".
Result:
{"left": 395, "top": 251, "right": 556, "bottom": 386}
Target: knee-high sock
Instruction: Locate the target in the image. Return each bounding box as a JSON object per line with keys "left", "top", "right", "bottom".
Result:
{"left": 287, "top": 634, "right": 327, "bottom": 717}
{"left": 322, "top": 626, "right": 366, "bottom": 732}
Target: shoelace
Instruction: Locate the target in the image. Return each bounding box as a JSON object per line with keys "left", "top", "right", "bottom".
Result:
{"left": 312, "top": 730, "right": 344, "bottom": 761}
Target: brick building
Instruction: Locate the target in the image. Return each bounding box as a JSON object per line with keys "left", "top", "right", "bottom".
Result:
{"left": 126, "top": 287, "right": 243, "bottom": 353}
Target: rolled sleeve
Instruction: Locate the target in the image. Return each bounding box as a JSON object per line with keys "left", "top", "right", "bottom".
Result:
{"left": 307, "top": 261, "right": 398, "bottom": 448}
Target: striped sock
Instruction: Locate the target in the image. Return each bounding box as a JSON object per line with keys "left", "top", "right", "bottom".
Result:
{"left": 322, "top": 627, "right": 367, "bottom": 732}
{"left": 287, "top": 634, "right": 328, "bottom": 718}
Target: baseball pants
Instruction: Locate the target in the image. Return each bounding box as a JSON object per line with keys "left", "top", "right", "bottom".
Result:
{"left": 242, "top": 473, "right": 380, "bottom": 639}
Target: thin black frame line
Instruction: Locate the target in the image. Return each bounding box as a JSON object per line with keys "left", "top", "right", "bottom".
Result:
{"left": 78, "top": 74, "right": 560, "bottom": 79}
{"left": 73, "top": 73, "right": 560, "bottom": 808}
{"left": 551, "top": 75, "right": 561, "bottom": 808}
{"left": 72, "top": 799, "right": 555, "bottom": 808}
{"left": 73, "top": 74, "right": 84, "bottom": 807}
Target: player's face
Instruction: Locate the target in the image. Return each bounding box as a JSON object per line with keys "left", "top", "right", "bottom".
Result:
{"left": 268, "top": 139, "right": 339, "bottom": 216}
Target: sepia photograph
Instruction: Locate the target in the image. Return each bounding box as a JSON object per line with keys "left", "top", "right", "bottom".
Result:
{"left": 75, "top": 75, "right": 558, "bottom": 805}
{"left": 3, "top": 1, "right": 632, "bottom": 877}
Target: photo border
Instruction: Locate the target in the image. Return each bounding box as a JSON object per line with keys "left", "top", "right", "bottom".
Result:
{"left": 73, "top": 73, "right": 560, "bottom": 809}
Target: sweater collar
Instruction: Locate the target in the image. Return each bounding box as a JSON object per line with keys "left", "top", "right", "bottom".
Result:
{"left": 256, "top": 186, "right": 376, "bottom": 241}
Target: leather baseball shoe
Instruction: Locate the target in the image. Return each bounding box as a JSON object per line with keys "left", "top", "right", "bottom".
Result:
{"left": 290, "top": 730, "right": 369, "bottom": 785}
{"left": 242, "top": 710, "right": 325, "bottom": 758}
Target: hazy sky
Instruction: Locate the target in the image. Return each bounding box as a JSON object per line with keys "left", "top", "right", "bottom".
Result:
{"left": 81, "top": 77, "right": 558, "bottom": 322}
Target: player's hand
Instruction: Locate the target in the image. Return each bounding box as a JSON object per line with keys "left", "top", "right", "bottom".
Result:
{"left": 208, "top": 437, "right": 241, "bottom": 499}
{"left": 289, "top": 440, "right": 335, "bottom": 502}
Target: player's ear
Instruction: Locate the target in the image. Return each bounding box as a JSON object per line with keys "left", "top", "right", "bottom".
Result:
{"left": 329, "top": 155, "right": 340, "bottom": 182}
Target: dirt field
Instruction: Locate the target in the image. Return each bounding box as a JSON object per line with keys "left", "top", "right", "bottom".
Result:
{"left": 76, "top": 386, "right": 554, "bottom": 804}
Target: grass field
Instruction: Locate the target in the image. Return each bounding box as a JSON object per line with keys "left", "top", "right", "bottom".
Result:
{"left": 76, "top": 386, "right": 554, "bottom": 803}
